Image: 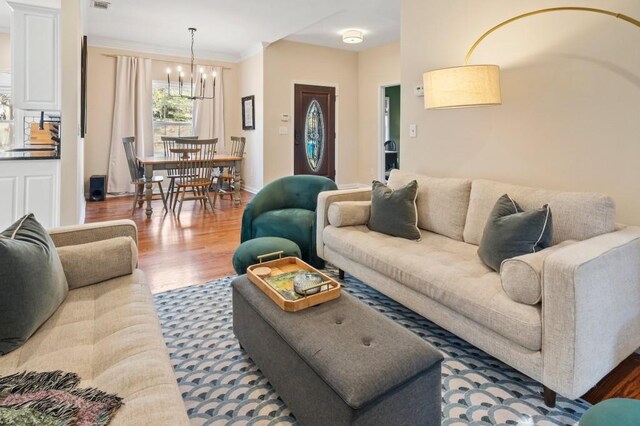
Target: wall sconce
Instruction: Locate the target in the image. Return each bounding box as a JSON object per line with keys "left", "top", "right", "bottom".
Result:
{"left": 423, "top": 7, "right": 640, "bottom": 110}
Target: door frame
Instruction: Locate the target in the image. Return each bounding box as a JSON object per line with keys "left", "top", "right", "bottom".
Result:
{"left": 291, "top": 80, "right": 339, "bottom": 182}
{"left": 379, "top": 82, "right": 400, "bottom": 181}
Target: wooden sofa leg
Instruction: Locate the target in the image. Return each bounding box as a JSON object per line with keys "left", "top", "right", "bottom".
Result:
{"left": 338, "top": 269, "right": 345, "bottom": 280}
{"left": 543, "top": 386, "right": 556, "bottom": 408}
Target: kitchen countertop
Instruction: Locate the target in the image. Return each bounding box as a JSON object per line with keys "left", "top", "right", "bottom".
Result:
{"left": 0, "top": 150, "right": 60, "bottom": 161}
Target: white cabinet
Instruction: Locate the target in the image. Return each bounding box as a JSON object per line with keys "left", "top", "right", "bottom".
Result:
{"left": 0, "top": 159, "right": 60, "bottom": 229}
{"left": 8, "top": 1, "right": 60, "bottom": 111}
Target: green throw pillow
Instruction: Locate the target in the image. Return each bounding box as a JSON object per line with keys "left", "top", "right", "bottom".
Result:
{"left": 478, "top": 194, "right": 553, "bottom": 272}
{"left": 368, "top": 180, "right": 421, "bottom": 240}
{"left": 0, "top": 214, "right": 68, "bottom": 354}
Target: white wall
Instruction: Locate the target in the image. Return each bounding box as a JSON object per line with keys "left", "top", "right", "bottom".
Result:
{"left": 0, "top": 33, "right": 10, "bottom": 70}
{"left": 357, "top": 41, "right": 400, "bottom": 183}
{"left": 238, "top": 51, "right": 264, "bottom": 192}
{"left": 60, "top": 0, "right": 85, "bottom": 225}
{"left": 263, "top": 40, "right": 359, "bottom": 186}
{"left": 401, "top": 0, "right": 640, "bottom": 224}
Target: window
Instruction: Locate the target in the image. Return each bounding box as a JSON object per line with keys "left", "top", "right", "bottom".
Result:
{"left": 152, "top": 81, "right": 193, "bottom": 155}
{"left": 0, "top": 72, "right": 13, "bottom": 151}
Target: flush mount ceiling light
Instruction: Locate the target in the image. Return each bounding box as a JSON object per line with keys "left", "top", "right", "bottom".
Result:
{"left": 342, "top": 29, "right": 363, "bottom": 44}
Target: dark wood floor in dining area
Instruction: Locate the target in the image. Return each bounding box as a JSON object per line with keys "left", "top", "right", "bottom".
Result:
{"left": 84, "top": 192, "right": 639, "bottom": 405}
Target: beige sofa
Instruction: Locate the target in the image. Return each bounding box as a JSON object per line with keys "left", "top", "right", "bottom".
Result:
{"left": 317, "top": 169, "right": 640, "bottom": 403}
{"left": 0, "top": 220, "right": 189, "bottom": 425}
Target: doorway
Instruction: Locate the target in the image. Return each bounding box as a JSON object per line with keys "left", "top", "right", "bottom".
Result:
{"left": 381, "top": 84, "right": 400, "bottom": 181}
{"left": 294, "top": 84, "right": 336, "bottom": 180}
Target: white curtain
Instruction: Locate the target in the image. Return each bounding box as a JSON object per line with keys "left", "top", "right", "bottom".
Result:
{"left": 107, "top": 56, "right": 153, "bottom": 194}
{"left": 193, "top": 66, "right": 225, "bottom": 152}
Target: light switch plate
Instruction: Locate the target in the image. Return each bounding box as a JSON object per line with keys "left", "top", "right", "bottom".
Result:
{"left": 414, "top": 85, "right": 424, "bottom": 97}
{"left": 281, "top": 113, "right": 290, "bottom": 122}
{"left": 409, "top": 124, "right": 417, "bottom": 138}
{"left": 279, "top": 126, "right": 289, "bottom": 135}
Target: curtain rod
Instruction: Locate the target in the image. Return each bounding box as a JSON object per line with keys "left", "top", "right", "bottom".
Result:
{"left": 101, "top": 53, "right": 232, "bottom": 70}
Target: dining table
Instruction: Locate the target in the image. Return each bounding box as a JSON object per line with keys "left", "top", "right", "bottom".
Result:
{"left": 137, "top": 153, "right": 244, "bottom": 218}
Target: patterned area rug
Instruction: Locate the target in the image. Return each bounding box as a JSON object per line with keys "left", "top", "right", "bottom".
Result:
{"left": 154, "top": 267, "right": 590, "bottom": 425}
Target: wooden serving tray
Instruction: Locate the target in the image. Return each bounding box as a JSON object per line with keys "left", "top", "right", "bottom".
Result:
{"left": 247, "top": 256, "right": 340, "bottom": 312}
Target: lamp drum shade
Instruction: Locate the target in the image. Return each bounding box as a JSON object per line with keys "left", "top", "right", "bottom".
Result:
{"left": 424, "top": 65, "right": 502, "bottom": 109}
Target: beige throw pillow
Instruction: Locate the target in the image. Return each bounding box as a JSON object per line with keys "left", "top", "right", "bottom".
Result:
{"left": 57, "top": 236, "right": 138, "bottom": 290}
{"left": 328, "top": 201, "right": 371, "bottom": 227}
{"left": 500, "top": 240, "right": 574, "bottom": 305}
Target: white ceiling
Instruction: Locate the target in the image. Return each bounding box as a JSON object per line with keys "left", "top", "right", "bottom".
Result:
{"left": 88, "top": 0, "right": 400, "bottom": 62}
{"left": 0, "top": 0, "right": 399, "bottom": 61}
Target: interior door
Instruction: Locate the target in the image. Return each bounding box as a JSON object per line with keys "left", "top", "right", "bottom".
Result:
{"left": 294, "top": 84, "right": 335, "bottom": 180}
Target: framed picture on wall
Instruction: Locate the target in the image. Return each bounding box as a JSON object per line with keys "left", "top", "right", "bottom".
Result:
{"left": 80, "top": 35, "right": 88, "bottom": 137}
{"left": 242, "top": 95, "right": 255, "bottom": 130}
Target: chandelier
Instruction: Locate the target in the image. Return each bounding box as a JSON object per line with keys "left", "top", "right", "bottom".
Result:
{"left": 165, "top": 28, "right": 215, "bottom": 100}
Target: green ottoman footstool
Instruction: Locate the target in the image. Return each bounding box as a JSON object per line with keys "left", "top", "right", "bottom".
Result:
{"left": 580, "top": 398, "right": 640, "bottom": 425}
{"left": 233, "top": 237, "right": 302, "bottom": 274}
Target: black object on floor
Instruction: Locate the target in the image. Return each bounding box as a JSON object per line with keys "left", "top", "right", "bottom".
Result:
{"left": 89, "top": 175, "right": 106, "bottom": 201}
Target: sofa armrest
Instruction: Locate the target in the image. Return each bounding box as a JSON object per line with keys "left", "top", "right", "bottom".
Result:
{"left": 48, "top": 220, "right": 138, "bottom": 248}
{"left": 542, "top": 226, "right": 640, "bottom": 399}
{"left": 316, "top": 188, "right": 372, "bottom": 258}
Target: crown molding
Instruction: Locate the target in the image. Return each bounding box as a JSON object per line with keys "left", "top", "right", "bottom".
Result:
{"left": 87, "top": 35, "right": 241, "bottom": 63}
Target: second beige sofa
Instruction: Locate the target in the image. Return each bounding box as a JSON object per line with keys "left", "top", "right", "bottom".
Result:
{"left": 0, "top": 220, "right": 189, "bottom": 425}
{"left": 317, "top": 169, "right": 640, "bottom": 404}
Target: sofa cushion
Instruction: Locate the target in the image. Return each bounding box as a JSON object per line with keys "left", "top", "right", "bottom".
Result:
{"left": 323, "top": 225, "right": 542, "bottom": 350}
{"left": 478, "top": 194, "right": 553, "bottom": 272}
{"left": 0, "top": 214, "right": 68, "bottom": 355}
{"left": 57, "top": 236, "right": 138, "bottom": 290}
{"left": 328, "top": 201, "right": 371, "bottom": 227}
{"left": 464, "top": 179, "right": 616, "bottom": 246}
{"left": 369, "top": 180, "right": 421, "bottom": 240}
{"left": 387, "top": 169, "right": 471, "bottom": 241}
{"left": 501, "top": 241, "right": 574, "bottom": 305}
{"left": 0, "top": 270, "right": 189, "bottom": 426}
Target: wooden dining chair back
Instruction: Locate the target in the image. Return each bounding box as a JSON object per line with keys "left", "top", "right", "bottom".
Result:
{"left": 123, "top": 136, "right": 142, "bottom": 182}
{"left": 161, "top": 135, "right": 199, "bottom": 157}
{"left": 217, "top": 136, "right": 246, "bottom": 200}
{"left": 170, "top": 138, "right": 218, "bottom": 216}
{"left": 122, "top": 136, "right": 167, "bottom": 215}
{"left": 161, "top": 135, "right": 199, "bottom": 206}
{"left": 228, "top": 136, "right": 246, "bottom": 158}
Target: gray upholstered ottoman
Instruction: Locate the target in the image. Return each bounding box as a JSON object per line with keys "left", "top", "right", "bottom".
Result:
{"left": 232, "top": 275, "right": 443, "bottom": 425}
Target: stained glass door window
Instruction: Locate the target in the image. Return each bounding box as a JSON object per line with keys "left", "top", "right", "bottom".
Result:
{"left": 304, "top": 99, "right": 324, "bottom": 172}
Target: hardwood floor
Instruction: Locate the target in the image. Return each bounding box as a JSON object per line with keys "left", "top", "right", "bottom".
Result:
{"left": 85, "top": 191, "right": 253, "bottom": 294}
{"left": 84, "top": 193, "right": 639, "bottom": 404}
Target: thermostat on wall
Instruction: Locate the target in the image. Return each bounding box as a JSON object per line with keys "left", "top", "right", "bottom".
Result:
{"left": 281, "top": 113, "right": 290, "bottom": 122}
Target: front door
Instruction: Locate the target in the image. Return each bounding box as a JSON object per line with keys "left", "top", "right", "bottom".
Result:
{"left": 294, "top": 84, "right": 335, "bottom": 180}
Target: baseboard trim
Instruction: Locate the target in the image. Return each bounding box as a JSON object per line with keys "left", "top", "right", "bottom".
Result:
{"left": 241, "top": 185, "right": 259, "bottom": 194}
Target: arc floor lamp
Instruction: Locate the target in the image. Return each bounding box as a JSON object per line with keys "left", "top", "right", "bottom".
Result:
{"left": 423, "top": 7, "right": 640, "bottom": 110}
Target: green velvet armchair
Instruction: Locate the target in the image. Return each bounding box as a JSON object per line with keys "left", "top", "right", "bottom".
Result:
{"left": 241, "top": 175, "right": 338, "bottom": 268}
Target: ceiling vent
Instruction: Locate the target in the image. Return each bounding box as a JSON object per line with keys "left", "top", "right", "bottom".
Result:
{"left": 90, "top": 0, "right": 111, "bottom": 10}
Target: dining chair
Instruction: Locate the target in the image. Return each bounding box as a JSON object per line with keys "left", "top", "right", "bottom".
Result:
{"left": 171, "top": 138, "right": 218, "bottom": 216}
{"left": 217, "top": 136, "right": 246, "bottom": 200}
{"left": 161, "top": 135, "right": 199, "bottom": 207}
{"left": 123, "top": 136, "right": 167, "bottom": 215}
